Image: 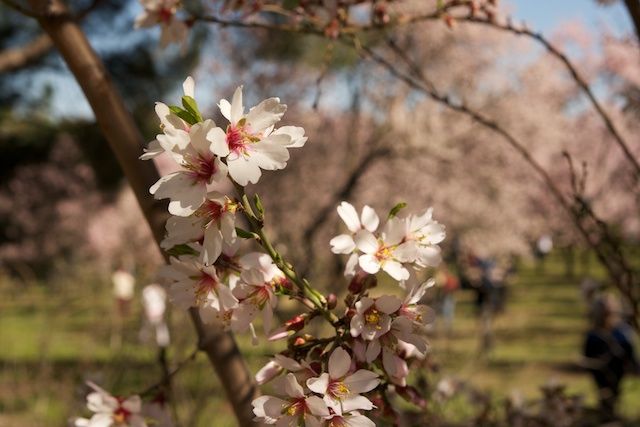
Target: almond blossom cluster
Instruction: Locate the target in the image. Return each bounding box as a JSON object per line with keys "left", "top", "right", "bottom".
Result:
{"left": 81, "top": 77, "right": 444, "bottom": 426}
{"left": 330, "top": 202, "right": 445, "bottom": 282}
{"left": 252, "top": 202, "right": 443, "bottom": 424}
{"left": 141, "top": 76, "right": 306, "bottom": 344}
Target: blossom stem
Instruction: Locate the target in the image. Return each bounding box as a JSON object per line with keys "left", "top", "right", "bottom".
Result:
{"left": 234, "top": 183, "right": 340, "bottom": 327}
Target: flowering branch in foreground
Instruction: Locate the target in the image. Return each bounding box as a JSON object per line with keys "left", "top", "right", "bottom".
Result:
{"left": 139, "top": 77, "right": 444, "bottom": 425}
{"left": 71, "top": 74, "right": 446, "bottom": 425}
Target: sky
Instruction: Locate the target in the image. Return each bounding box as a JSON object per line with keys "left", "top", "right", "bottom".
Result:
{"left": 45, "top": 0, "right": 634, "bottom": 119}
{"left": 507, "top": 0, "right": 632, "bottom": 35}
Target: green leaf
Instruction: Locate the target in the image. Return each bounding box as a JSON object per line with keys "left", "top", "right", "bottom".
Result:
{"left": 253, "top": 194, "right": 265, "bottom": 218}
{"left": 166, "top": 244, "right": 199, "bottom": 257}
{"left": 282, "top": 0, "right": 299, "bottom": 10}
{"left": 388, "top": 202, "right": 407, "bottom": 219}
{"left": 181, "top": 96, "right": 203, "bottom": 123}
{"left": 169, "top": 105, "right": 198, "bottom": 125}
{"left": 235, "top": 227, "right": 258, "bottom": 240}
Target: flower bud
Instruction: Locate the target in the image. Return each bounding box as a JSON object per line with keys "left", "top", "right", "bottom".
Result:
{"left": 348, "top": 271, "right": 369, "bottom": 294}
{"left": 326, "top": 293, "right": 337, "bottom": 309}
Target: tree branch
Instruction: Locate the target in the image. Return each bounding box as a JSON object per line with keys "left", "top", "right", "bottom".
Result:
{"left": 624, "top": 0, "right": 640, "bottom": 45}
{"left": 0, "top": 33, "right": 53, "bottom": 74}
{"left": 456, "top": 14, "right": 640, "bottom": 182}
{"left": 358, "top": 40, "right": 639, "bottom": 331}
{"left": 195, "top": 5, "right": 640, "bottom": 182}
{"left": 300, "top": 143, "right": 391, "bottom": 278}
{"left": 24, "top": 0, "right": 259, "bottom": 424}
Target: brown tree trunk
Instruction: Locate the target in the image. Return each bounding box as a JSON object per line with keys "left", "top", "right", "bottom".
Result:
{"left": 26, "top": 1, "right": 259, "bottom": 425}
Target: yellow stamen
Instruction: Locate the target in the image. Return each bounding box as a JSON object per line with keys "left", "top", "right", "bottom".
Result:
{"left": 365, "top": 309, "right": 380, "bottom": 325}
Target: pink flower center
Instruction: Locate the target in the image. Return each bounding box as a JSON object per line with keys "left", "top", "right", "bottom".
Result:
{"left": 364, "top": 307, "right": 382, "bottom": 329}
{"left": 327, "top": 380, "right": 350, "bottom": 400}
{"left": 158, "top": 8, "right": 173, "bottom": 23}
{"left": 226, "top": 125, "right": 261, "bottom": 155}
{"left": 219, "top": 309, "right": 233, "bottom": 326}
{"left": 245, "top": 284, "right": 273, "bottom": 308}
{"left": 184, "top": 153, "right": 218, "bottom": 184}
{"left": 283, "top": 397, "right": 307, "bottom": 417}
{"left": 113, "top": 399, "right": 132, "bottom": 423}
{"left": 399, "top": 305, "right": 422, "bottom": 323}
{"left": 194, "top": 273, "right": 219, "bottom": 305}
{"left": 375, "top": 244, "right": 393, "bottom": 261}
{"left": 327, "top": 416, "right": 349, "bottom": 427}
{"left": 198, "top": 200, "right": 224, "bottom": 222}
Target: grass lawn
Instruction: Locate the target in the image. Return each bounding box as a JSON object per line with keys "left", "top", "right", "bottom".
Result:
{"left": 1, "top": 252, "right": 639, "bottom": 426}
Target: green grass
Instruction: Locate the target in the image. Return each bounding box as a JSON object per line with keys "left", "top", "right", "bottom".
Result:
{"left": 1, "top": 252, "right": 639, "bottom": 426}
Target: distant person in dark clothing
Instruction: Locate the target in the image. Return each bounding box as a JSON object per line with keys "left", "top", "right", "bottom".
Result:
{"left": 583, "top": 294, "right": 639, "bottom": 421}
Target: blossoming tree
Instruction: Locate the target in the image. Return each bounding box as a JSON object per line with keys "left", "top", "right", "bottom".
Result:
{"left": 3, "top": 0, "right": 639, "bottom": 426}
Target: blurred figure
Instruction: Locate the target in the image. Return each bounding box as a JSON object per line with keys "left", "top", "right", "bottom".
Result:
{"left": 110, "top": 268, "right": 136, "bottom": 349}
{"left": 112, "top": 268, "right": 136, "bottom": 316}
{"left": 534, "top": 234, "right": 553, "bottom": 272}
{"left": 583, "top": 294, "right": 639, "bottom": 421}
{"left": 140, "top": 284, "right": 170, "bottom": 348}
{"left": 435, "top": 265, "right": 459, "bottom": 335}
{"left": 580, "top": 276, "right": 602, "bottom": 304}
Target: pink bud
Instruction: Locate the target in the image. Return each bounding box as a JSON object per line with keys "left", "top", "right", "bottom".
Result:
{"left": 255, "top": 360, "right": 282, "bottom": 385}
{"left": 326, "top": 293, "right": 337, "bottom": 309}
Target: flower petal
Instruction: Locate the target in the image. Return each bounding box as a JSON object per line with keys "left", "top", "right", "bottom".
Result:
{"left": 230, "top": 86, "right": 244, "bottom": 124}
{"left": 382, "top": 260, "right": 409, "bottom": 281}
{"left": 206, "top": 126, "right": 230, "bottom": 157}
{"left": 245, "top": 97, "right": 286, "bottom": 132}
{"left": 202, "top": 227, "right": 223, "bottom": 265}
{"left": 344, "top": 253, "right": 359, "bottom": 277}
{"left": 337, "top": 202, "right": 360, "bottom": 233}
{"left": 150, "top": 172, "right": 205, "bottom": 216}
{"left": 284, "top": 373, "right": 304, "bottom": 398}
{"left": 343, "top": 369, "right": 380, "bottom": 394}
{"left": 183, "top": 76, "right": 195, "bottom": 98}
{"left": 330, "top": 234, "right": 356, "bottom": 254}
{"left": 328, "top": 347, "right": 351, "bottom": 379}
{"left": 305, "top": 395, "right": 330, "bottom": 417}
{"left": 360, "top": 205, "right": 380, "bottom": 232}
{"left": 341, "top": 395, "right": 375, "bottom": 413}
{"left": 307, "top": 373, "right": 330, "bottom": 394}
{"left": 375, "top": 295, "right": 402, "bottom": 314}
{"left": 358, "top": 254, "right": 380, "bottom": 275}
{"left": 365, "top": 340, "right": 381, "bottom": 363}
{"left": 227, "top": 155, "right": 262, "bottom": 186}
{"left": 354, "top": 230, "right": 378, "bottom": 254}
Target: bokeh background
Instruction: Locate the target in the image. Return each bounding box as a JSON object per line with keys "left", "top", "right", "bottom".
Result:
{"left": 1, "top": 0, "right": 640, "bottom": 426}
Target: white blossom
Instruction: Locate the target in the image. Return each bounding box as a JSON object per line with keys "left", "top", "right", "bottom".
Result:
{"left": 149, "top": 120, "right": 228, "bottom": 216}
{"left": 134, "top": 0, "right": 188, "bottom": 48}
{"left": 216, "top": 86, "right": 306, "bottom": 185}
{"left": 306, "top": 348, "right": 379, "bottom": 416}
{"left": 160, "top": 256, "right": 238, "bottom": 322}
{"left": 74, "top": 382, "right": 147, "bottom": 427}
{"left": 349, "top": 295, "right": 402, "bottom": 341}
{"left": 252, "top": 374, "right": 329, "bottom": 426}
{"left": 161, "top": 192, "right": 238, "bottom": 265}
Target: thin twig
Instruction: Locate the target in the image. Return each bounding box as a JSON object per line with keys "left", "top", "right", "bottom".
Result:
{"left": 140, "top": 347, "right": 199, "bottom": 397}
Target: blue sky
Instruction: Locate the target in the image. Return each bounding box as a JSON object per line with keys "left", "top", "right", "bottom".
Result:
{"left": 507, "top": 0, "right": 632, "bottom": 35}
{"left": 46, "top": 1, "right": 634, "bottom": 119}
